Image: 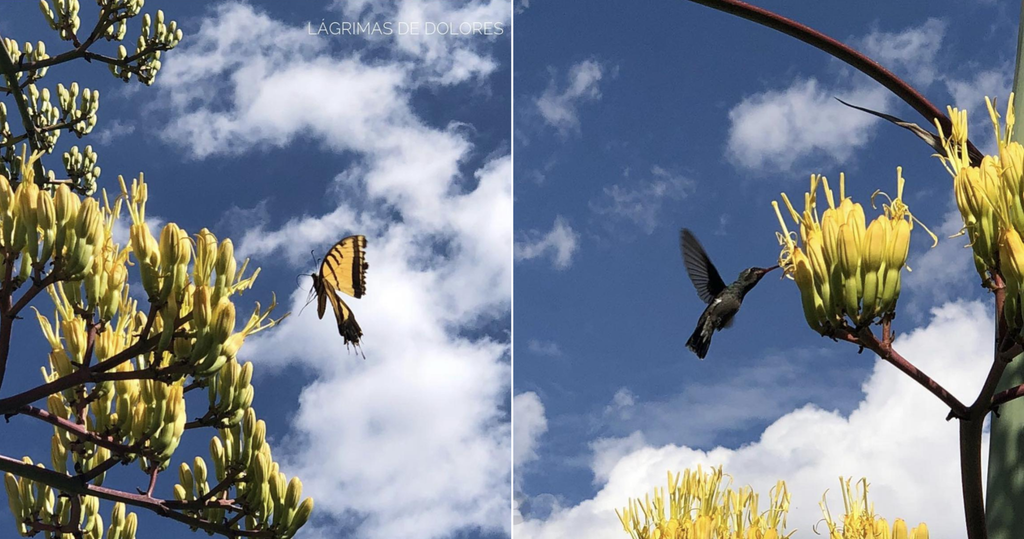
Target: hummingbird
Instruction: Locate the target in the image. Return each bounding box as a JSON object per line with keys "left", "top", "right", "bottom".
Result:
{"left": 680, "top": 228, "right": 777, "bottom": 359}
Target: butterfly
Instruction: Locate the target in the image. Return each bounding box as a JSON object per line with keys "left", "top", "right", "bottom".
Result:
{"left": 310, "top": 235, "right": 368, "bottom": 351}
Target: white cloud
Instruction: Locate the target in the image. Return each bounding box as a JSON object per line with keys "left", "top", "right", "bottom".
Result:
{"left": 329, "top": 0, "right": 510, "bottom": 85}
{"left": 514, "top": 392, "right": 549, "bottom": 467}
{"left": 155, "top": 3, "right": 510, "bottom": 538}
{"left": 726, "top": 18, "right": 957, "bottom": 174}
{"left": 946, "top": 67, "right": 1012, "bottom": 117}
{"left": 536, "top": 59, "right": 605, "bottom": 134}
{"left": 857, "top": 19, "right": 946, "bottom": 87}
{"left": 589, "top": 165, "right": 693, "bottom": 234}
{"left": 517, "top": 301, "right": 994, "bottom": 539}
{"left": 91, "top": 119, "right": 135, "bottom": 146}
{"left": 727, "top": 79, "right": 889, "bottom": 173}
{"left": 902, "top": 209, "right": 979, "bottom": 319}
{"left": 526, "top": 339, "right": 562, "bottom": 357}
{"left": 515, "top": 216, "right": 579, "bottom": 270}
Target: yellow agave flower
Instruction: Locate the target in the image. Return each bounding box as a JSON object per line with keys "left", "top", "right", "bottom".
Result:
{"left": 937, "top": 94, "right": 1024, "bottom": 331}
{"left": 616, "top": 466, "right": 793, "bottom": 539}
{"left": 772, "top": 170, "right": 932, "bottom": 333}
{"left": 820, "top": 478, "right": 928, "bottom": 539}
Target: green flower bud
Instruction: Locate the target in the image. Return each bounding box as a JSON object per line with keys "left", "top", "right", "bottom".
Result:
{"left": 285, "top": 477, "right": 302, "bottom": 510}
{"left": 178, "top": 463, "right": 194, "bottom": 496}
{"left": 0, "top": 175, "right": 12, "bottom": 216}
{"left": 210, "top": 437, "right": 226, "bottom": 481}
{"left": 288, "top": 498, "right": 314, "bottom": 535}
{"left": 75, "top": 198, "right": 102, "bottom": 244}
{"left": 193, "top": 285, "right": 212, "bottom": 330}
{"left": 62, "top": 319, "right": 87, "bottom": 364}
{"left": 130, "top": 223, "right": 161, "bottom": 299}
{"left": 214, "top": 239, "right": 236, "bottom": 299}
{"left": 193, "top": 457, "right": 208, "bottom": 486}
{"left": 37, "top": 190, "right": 55, "bottom": 263}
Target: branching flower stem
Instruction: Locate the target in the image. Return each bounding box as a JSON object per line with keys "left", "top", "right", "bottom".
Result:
{"left": 834, "top": 326, "right": 969, "bottom": 418}
{"left": 0, "top": 260, "right": 59, "bottom": 393}
{"left": 827, "top": 276, "right": 1012, "bottom": 539}
{"left": 0, "top": 454, "right": 273, "bottom": 538}
{"left": 0, "top": 313, "right": 192, "bottom": 415}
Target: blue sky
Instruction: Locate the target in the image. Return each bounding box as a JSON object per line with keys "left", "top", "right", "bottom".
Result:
{"left": 0, "top": 1, "right": 510, "bottom": 538}
{"left": 513, "top": 1, "right": 1018, "bottom": 537}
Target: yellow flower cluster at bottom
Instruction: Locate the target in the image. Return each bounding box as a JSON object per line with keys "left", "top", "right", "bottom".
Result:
{"left": 616, "top": 466, "right": 791, "bottom": 539}
{"left": 617, "top": 468, "right": 929, "bottom": 539}
{"left": 820, "top": 478, "right": 928, "bottom": 539}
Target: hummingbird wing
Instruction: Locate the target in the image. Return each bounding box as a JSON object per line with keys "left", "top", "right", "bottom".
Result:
{"left": 680, "top": 228, "right": 727, "bottom": 304}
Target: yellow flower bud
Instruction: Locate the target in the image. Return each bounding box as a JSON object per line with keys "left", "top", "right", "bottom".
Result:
{"left": 211, "top": 299, "right": 235, "bottom": 342}
{"left": 62, "top": 319, "right": 87, "bottom": 365}
{"left": 194, "top": 228, "right": 217, "bottom": 285}
{"left": 862, "top": 216, "right": 889, "bottom": 272}
{"left": 792, "top": 248, "right": 825, "bottom": 332}
{"left": 290, "top": 498, "right": 314, "bottom": 533}
{"left": 0, "top": 175, "right": 12, "bottom": 215}
{"left": 193, "top": 285, "right": 212, "bottom": 330}
{"left": 36, "top": 190, "right": 54, "bottom": 230}
{"left": 893, "top": 518, "right": 908, "bottom": 539}
{"left": 887, "top": 219, "right": 911, "bottom": 269}
{"left": 178, "top": 463, "right": 194, "bottom": 495}
{"left": 53, "top": 184, "right": 78, "bottom": 225}
{"left": 15, "top": 181, "right": 39, "bottom": 228}
{"left": 75, "top": 198, "right": 102, "bottom": 244}
{"left": 216, "top": 239, "right": 236, "bottom": 283}
{"left": 159, "top": 223, "right": 182, "bottom": 269}
{"left": 285, "top": 477, "right": 302, "bottom": 509}
{"left": 1001, "top": 228, "right": 1024, "bottom": 284}
{"left": 194, "top": 457, "right": 208, "bottom": 485}
{"left": 130, "top": 223, "right": 161, "bottom": 299}
{"left": 875, "top": 518, "right": 892, "bottom": 539}
{"left": 838, "top": 223, "right": 860, "bottom": 278}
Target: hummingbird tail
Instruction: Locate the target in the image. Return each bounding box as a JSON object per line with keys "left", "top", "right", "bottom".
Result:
{"left": 686, "top": 312, "right": 714, "bottom": 359}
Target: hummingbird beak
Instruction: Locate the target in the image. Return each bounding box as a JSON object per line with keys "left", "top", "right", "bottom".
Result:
{"left": 757, "top": 265, "right": 780, "bottom": 276}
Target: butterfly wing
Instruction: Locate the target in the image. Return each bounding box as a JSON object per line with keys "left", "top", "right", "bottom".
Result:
{"left": 314, "top": 235, "right": 368, "bottom": 347}
{"left": 319, "top": 235, "right": 368, "bottom": 298}
{"left": 680, "top": 228, "right": 726, "bottom": 304}
{"left": 313, "top": 274, "right": 328, "bottom": 320}
{"left": 325, "top": 286, "right": 363, "bottom": 347}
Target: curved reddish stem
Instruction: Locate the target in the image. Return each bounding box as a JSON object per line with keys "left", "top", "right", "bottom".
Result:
{"left": 686, "top": 0, "right": 983, "bottom": 164}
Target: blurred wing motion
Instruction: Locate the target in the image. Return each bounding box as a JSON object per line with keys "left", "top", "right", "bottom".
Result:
{"left": 680, "top": 228, "right": 726, "bottom": 304}
{"left": 312, "top": 235, "right": 368, "bottom": 350}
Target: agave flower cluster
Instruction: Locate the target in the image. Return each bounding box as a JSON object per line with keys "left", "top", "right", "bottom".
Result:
{"left": 819, "top": 478, "right": 928, "bottom": 539}
{"left": 4, "top": 474, "right": 137, "bottom": 539}
{"left": 0, "top": 169, "right": 312, "bottom": 537}
{"left": 938, "top": 95, "right": 1024, "bottom": 334}
{"left": 616, "top": 466, "right": 792, "bottom": 539}
{"left": 38, "top": 2, "right": 181, "bottom": 86}
{"left": 175, "top": 409, "right": 313, "bottom": 538}
{"left": 772, "top": 171, "right": 930, "bottom": 334}
{"left": 617, "top": 469, "right": 930, "bottom": 539}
